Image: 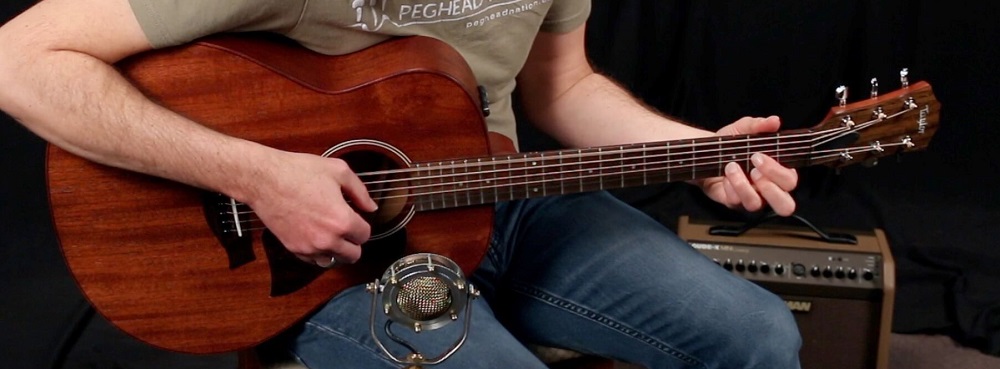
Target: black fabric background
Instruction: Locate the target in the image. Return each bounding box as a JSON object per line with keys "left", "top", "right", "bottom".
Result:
{"left": 2, "top": 1, "right": 999, "bottom": 368}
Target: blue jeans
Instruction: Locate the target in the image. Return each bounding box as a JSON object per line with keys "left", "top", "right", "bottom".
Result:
{"left": 288, "top": 192, "right": 801, "bottom": 369}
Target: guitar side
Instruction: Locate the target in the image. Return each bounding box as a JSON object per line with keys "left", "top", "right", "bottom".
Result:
{"left": 47, "top": 35, "right": 494, "bottom": 354}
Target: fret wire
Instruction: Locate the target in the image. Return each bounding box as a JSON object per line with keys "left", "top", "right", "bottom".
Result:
{"left": 746, "top": 134, "right": 751, "bottom": 173}
{"left": 357, "top": 128, "right": 841, "bottom": 185}
{"left": 477, "top": 158, "right": 484, "bottom": 205}
{"left": 366, "top": 131, "right": 825, "bottom": 191}
{"left": 369, "top": 143, "right": 817, "bottom": 197}
{"left": 619, "top": 146, "right": 625, "bottom": 188}
{"left": 559, "top": 151, "right": 565, "bottom": 195}
{"left": 540, "top": 153, "right": 547, "bottom": 197}
{"left": 366, "top": 129, "right": 850, "bottom": 201}
{"left": 597, "top": 147, "right": 603, "bottom": 190}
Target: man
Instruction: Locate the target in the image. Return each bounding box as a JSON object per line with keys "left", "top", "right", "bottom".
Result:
{"left": 0, "top": 0, "right": 801, "bottom": 368}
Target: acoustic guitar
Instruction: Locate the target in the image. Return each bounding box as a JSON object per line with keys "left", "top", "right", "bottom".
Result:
{"left": 47, "top": 34, "right": 940, "bottom": 354}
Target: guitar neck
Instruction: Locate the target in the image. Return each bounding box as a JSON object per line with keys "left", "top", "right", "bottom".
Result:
{"left": 407, "top": 131, "right": 813, "bottom": 211}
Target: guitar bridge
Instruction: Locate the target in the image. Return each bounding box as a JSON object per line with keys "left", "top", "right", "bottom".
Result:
{"left": 202, "top": 192, "right": 255, "bottom": 269}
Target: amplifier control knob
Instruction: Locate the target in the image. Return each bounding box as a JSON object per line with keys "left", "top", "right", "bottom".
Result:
{"left": 775, "top": 264, "right": 785, "bottom": 275}
{"left": 822, "top": 267, "right": 834, "bottom": 278}
{"left": 848, "top": 268, "right": 858, "bottom": 280}
{"left": 748, "top": 261, "right": 758, "bottom": 273}
{"left": 835, "top": 267, "right": 846, "bottom": 279}
{"left": 863, "top": 269, "right": 875, "bottom": 281}
{"left": 810, "top": 266, "right": 821, "bottom": 277}
{"left": 723, "top": 259, "right": 733, "bottom": 271}
{"left": 735, "top": 260, "right": 746, "bottom": 272}
{"left": 760, "top": 262, "right": 770, "bottom": 274}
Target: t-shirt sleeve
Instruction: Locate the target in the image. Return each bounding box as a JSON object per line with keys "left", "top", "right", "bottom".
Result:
{"left": 128, "top": 0, "right": 308, "bottom": 48}
{"left": 540, "top": 0, "right": 591, "bottom": 33}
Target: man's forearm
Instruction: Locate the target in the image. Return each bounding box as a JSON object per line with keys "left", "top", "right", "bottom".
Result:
{"left": 527, "top": 71, "right": 713, "bottom": 149}
{"left": 0, "top": 47, "right": 270, "bottom": 202}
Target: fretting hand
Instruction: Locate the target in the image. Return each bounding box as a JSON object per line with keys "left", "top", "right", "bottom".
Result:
{"left": 697, "top": 116, "right": 799, "bottom": 216}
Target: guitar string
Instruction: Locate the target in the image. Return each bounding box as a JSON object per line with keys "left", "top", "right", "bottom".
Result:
{"left": 353, "top": 106, "right": 911, "bottom": 194}
{"left": 218, "top": 107, "right": 917, "bottom": 232}
{"left": 353, "top": 101, "right": 908, "bottom": 184}
{"left": 221, "top": 141, "right": 913, "bottom": 233}
{"left": 222, "top": 142, "right": 912, "bottom": 233}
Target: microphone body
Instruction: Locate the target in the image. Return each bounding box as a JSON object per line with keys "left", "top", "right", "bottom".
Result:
{"left": 367, "top": 253, "right": 479, "bottom": 366}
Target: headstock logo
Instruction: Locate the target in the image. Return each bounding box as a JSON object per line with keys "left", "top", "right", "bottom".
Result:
{"left": 918, "top": 105, "right": 930, "bottom": 134}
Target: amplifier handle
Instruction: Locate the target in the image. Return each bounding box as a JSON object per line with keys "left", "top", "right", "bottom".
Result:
{"left": 708, "top": 212, "right": 858, "bottom": 245}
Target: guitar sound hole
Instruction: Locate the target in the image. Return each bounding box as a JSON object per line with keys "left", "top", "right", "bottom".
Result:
{"left": 332, "top": 144, "right": 414, "bottom": 241}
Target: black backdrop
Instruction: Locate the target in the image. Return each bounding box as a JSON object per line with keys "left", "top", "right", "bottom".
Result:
{"left": 2, "top": 1, "right": 999, "bottom": 368}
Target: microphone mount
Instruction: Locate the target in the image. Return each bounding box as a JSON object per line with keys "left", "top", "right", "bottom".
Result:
{"left": 367, "top": 253, "right": 479, "bottom": 367}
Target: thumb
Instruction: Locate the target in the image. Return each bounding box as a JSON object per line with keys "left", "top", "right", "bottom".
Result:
{"left": 718, "top": 115, "right": 782, "bottom": 135}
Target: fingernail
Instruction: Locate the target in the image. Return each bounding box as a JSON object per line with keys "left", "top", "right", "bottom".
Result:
{"left": 725, "top": 162, "right": 741, "bottom": 174}
{"left": 751, "top": 153, "right": 764, "bottom": 167}
{"left": 750, "top": 168, "right": 763, "bottom": 181}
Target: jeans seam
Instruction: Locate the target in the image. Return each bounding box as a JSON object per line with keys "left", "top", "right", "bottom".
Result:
{"left": 510, "top": 283, "right": 705, "bottom": 368}
{"left": 301, "top": 321, "right": 400, "bottom": 367}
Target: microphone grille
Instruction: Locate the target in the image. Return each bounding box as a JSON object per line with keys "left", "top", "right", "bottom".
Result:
{"left": 396, "top": 276, "right": 453, "bottom": 320}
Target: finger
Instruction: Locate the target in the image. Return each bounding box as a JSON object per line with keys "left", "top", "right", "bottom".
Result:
{"left": 751, "top": 115, "right": 782, "bottom": 134}
{"left": 308, "top": 238, "right": 363, "bottom": 264}
{"left": 718, "top": 115, "right": 781, "bottom": 136}
{"left": 725, "top": 162, "right": 763, "bottom": 211}
{"left": 330, "top": 239, "right": 364, "bottom": 264}
{"left": 312, "top": 254, "right": 338, "bottom": 269}
{"left": 334, "top": 163, "right": 379, "bottom": 213}
{"left": 721, "top": 178, "right": 741, "bottom": 209}
{"left": 750, "top": 153, "right": 798, "bottom": 192}
{"left": 338, "top": 209, "right": 372, "bottom": 247}
{"left": 750, "top": 173, "right": 797, "bottom": 216}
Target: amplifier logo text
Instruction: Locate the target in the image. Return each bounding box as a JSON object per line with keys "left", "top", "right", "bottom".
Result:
{"left": 785, "top": 300, "right": 813, "bottom": 313}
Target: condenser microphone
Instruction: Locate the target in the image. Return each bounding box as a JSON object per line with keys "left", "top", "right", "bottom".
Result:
{"left": 366, "top": 253, "right": 479, "bottom": 367}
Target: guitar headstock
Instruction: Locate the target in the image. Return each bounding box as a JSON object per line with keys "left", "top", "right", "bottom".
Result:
{"left": 808, "top": 73, "right": 941, "bottom": 168}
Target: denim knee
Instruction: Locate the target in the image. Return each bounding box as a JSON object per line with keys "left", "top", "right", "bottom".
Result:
{"left": 733, "top": 291, "right": 802, "bottom": 369}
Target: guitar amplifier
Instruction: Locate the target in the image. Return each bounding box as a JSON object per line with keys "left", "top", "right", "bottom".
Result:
{"left": 677, "top": 216, "right": 895, "bottom": 369}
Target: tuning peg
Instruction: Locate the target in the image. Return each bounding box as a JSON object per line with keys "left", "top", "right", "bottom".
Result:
{"left": 836, "top": 85, "right": 848, "bottom": 107}
{"left": 871, "top": 78, "right": 879, "bottom": 98}
{"left": 900, "top": 68, "right": 910, "bottom": 88}
{"left": 872, "top": 106, "right": 887, "bottom": 121}
{"left": 841, "top": 115, "right": 856, "bottom": 128}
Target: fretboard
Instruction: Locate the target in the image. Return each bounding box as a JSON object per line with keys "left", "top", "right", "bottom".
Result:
{"left": 405, "top": 132, "right": 813, "bottom": 212}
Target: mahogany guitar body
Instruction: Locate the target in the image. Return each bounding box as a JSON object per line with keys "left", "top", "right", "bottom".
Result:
{"left": 46, "top": 33, "right": 942, "bottom": 356}
{"left": 47, "top": 35, "right": 495, "bottom": 354}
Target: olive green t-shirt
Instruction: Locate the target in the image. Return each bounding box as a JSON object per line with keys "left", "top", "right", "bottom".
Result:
{"left": 128, "top": 0, "right": 592, "bottom": 145}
